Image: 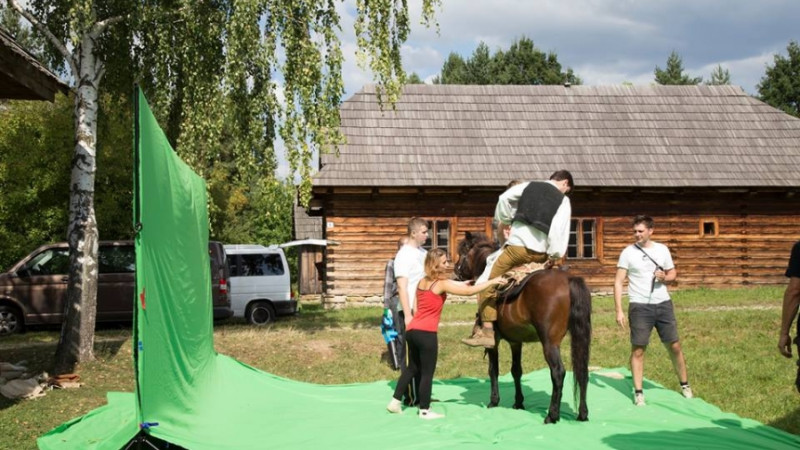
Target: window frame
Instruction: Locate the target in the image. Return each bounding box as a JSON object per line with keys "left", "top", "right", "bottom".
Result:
{"left": 422, "top": 218, "right": 454, "bottom": 260}
{"left": 568, "top": 218, "right": 598, "bottom": 260}
{"left": 700, "top": 218, "right": 719, "bottom": 237}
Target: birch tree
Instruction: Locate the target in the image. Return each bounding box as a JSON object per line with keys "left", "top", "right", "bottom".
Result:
{"left": 7, "top": 0, "right": 124, "bottom": 374}
{"left": 6, "top": 0, "right": 440, "bottom": 374}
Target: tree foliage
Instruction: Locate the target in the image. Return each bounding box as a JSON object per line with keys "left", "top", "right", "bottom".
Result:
{"left": 707, "top": 64, "right": 731, "bottom": 85}
{"left": 654, "top": 51, "right": 702, "bottom": 85}
{"left": 131, "top": 0, "right": 440, "bottom": 207}
{"left": 0, "top": 94, "right": 132, "bottom": 269}
{"left": 758, "top": 41, "right": 800, "bottom": 118}
{"left": 433, "top": 37, "right": 581, "bottom": 85}
{"left": 5, "top": 0, "right": 440, "bottom": 371}
{"left": 0, "top": 7, "right": 44, "bottom": 58}
{"left": 405, "top": 72, "right": 424, "bottom": 84}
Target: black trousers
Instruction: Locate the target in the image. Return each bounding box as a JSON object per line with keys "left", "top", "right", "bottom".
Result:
{"left": 393, "top": 330, "right": 438, "bottom": 410}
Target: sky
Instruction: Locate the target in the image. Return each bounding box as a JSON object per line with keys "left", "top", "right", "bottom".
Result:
{"left": 339, "top": 0, "right": 799, "bottom": 96}
{"left": 281, "top": 0, "right": 800, "bottom": 178}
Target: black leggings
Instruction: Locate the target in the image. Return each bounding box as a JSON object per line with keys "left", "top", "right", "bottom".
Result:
{"left": 393, "top": 330, "right": 438, "bottom": 409}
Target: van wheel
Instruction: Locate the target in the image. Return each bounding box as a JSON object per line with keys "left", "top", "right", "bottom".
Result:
{"left": 0, "top": 305, "right": 23, "bottom": 336}
{"left": 246, "top": 302, "right": 276, "bottom": 326}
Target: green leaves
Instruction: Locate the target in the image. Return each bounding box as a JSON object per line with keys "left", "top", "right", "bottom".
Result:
{"left": 758, "top": 41, "right": 800, "bottom": 118}
{"left": 132, "top": 0, "right": 437, "bottom": 207}
{"left": 433, "top": 37, "right": 581, "bottom": 86}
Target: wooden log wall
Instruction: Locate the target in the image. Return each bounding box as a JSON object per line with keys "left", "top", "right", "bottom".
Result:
{"left": 321, "top": 190, "right": 498, "bottom": 296}
{"left": 317, "top": 188, "right": 800, "bottom": 298}
{"left": 571, "top": 190, "right": 800, "bottom": 292}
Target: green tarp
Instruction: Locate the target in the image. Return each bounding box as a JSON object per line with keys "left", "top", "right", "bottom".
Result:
{"left": 37, "top": 90, "right": 800, "bottom": 449}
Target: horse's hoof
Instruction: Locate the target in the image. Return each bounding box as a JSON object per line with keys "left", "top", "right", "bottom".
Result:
{"left": 513, "top": 403, "right": 525, "bottom": 410}
{"left": 487, "top": 402, "right": 499, "bottom": 409}
{"left": 577, "top": 414, "right": 588, "bottom": 422}
{"left": 544, "top": 415, "right": 559, "bottom": 424}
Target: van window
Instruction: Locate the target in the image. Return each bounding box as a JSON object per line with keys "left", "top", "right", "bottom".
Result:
{"left": 230, "top": 254, "right": 284, "bottom": 276}
{"left": 23, "top": 248, "right": 70, "bottom": 275}
{"left": 99, "top": 246, "right": 135, "bottom": 273}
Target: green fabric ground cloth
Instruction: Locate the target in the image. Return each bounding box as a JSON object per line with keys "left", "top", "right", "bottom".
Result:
{"left": 39, "top": 365, "right": 799, "bottom": 449}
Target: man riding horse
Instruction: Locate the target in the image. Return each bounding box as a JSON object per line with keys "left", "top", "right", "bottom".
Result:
{"left": 462, "top": 170, "right": 574, "bottom": 349}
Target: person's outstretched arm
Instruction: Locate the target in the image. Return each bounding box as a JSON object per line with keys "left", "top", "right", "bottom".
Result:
{"left": 438, "top": 277, "right": 505, "bottom": 297}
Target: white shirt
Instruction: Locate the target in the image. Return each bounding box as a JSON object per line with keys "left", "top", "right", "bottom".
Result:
{"left": 393, "top": 244, "right": 426, "bottom": 310}
{"left": 476, "top": 249, "right": 502, "bottom": 284}
{"left": 617, "top": 242, "right": 675, "bottom": 304}
{"left": 494, "top": 180, "right": 572, "bottom": 258}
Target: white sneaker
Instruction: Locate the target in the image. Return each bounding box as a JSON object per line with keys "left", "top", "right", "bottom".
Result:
{"left": 681, "top": 385, "right": 694, "bottom": 399}
{"left": 387, "top": 398, "right": 403, "bottom": 414}
{"left": 634, "top": 392, "right": 646, "bottom": 406}
{"left": 419, "top": 409, "right": 445, "bottom": 420}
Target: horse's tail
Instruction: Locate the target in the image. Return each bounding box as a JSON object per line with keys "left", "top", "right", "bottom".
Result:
{"left": 568, "top": 276, "right": 592, "bottom": 409}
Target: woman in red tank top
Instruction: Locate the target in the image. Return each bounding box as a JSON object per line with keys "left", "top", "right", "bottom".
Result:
{"left": 387, "top": 248, "right": 506, "bottom": 419}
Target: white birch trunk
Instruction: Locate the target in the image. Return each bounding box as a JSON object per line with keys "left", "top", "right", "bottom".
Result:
{"left": 54, "top": 32, "right": 101, "bottom": 375}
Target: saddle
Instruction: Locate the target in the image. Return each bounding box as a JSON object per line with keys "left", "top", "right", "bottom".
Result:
{"left": 495, "top": 260, "right": 553, "bottom": 304}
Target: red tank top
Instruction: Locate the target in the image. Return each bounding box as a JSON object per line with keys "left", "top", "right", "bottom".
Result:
{"left": 408, "top": 280, "right": 447, "bottom": 333}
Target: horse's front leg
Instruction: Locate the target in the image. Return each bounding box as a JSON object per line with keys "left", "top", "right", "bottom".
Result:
{"left": 542, "top": 342, "right": 566, "bottom": 424}
{"left": 487, "top": 346, "right": 500, "bottom": 408}
{"left": 509, "top": 341, "right": 524, "bottom": 409}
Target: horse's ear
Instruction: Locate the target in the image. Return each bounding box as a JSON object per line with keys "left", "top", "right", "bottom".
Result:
{"left": 465, "top": 231, "right": 473, "bottom": 240}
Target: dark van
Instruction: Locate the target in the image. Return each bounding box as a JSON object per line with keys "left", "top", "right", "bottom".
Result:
{"left": 0, "top": 240, "right": 232, "bottom": 335}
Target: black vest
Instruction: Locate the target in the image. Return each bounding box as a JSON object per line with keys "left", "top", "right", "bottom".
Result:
{"left": 512, "top": 181, "right": 564, "bottom": 234}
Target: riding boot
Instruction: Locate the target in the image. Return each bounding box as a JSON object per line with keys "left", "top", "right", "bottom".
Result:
{"left": 470, "top": 313, "right": 482, "bottom": 337}
{"left": 461, "top": 327, "right": 495, "bottom": 348}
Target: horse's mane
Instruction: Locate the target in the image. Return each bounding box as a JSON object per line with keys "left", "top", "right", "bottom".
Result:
{"left": 458, "top": 231, "right": 494, "bottom": 251}
{"left": 457, "top": 232, "right": 500, "bottom": 280}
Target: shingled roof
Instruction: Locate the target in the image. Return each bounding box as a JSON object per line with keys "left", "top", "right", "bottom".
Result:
{"left": 314, "top": 84, "right": 800, "bottom": 188}
{"left": 0, "top": 27, "right": 69, "bottom": 101}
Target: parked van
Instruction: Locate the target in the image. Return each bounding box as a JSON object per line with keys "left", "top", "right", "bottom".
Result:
{"left": 0, "top": 241, "right": 232, "bottom": 336}
{"left": 224, "top": 244, "right": 296, "bottom": 325}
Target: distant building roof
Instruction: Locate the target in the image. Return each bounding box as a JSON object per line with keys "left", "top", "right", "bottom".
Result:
{"left": 314, "top": 84, "right": 800, "bottom": 188}
{"left": 0, "top": 26, "right": 69, "bottom": 101}
{"left": 293, "top": 204, "right": 323, "bottom": 240}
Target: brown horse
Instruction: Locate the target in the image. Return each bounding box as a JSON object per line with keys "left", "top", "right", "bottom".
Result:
{"left": 455, "top": 232, "right": 591, "bottom": 423}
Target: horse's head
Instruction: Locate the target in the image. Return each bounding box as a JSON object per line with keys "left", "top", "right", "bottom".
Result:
{"left": 454, "top": 231, "right": 498, "bottom": 281}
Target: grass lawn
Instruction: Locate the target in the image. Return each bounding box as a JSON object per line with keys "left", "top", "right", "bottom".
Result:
{"left": 1, "top": 286, "right": 798, "bottom": 449}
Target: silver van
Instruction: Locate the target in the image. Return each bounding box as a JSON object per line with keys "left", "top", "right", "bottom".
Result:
{"left": 224, "top": 244, "right": 296, "bottom": 325}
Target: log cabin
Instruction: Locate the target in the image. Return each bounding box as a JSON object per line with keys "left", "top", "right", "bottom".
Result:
{"left": 309, "top": 84, "right": 800, "bottom": 307}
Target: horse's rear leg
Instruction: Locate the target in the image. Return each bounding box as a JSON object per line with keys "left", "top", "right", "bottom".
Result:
{"left": 510, "top": 342, "right": 524, "bottom": 409}
{"left": 487, "top": 347, "right": 500, "bottom": 408}
{"left": 542, "top": 343, "right": 566, "bottom": 424}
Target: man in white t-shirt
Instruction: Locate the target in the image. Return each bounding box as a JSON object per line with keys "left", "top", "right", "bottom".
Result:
{"left": 395, "top": 217, "right": 428, "bottom": 325}
{"left": 614, "top": 215, "right": 693, "bottom": 407}
{"left": 393, "top": 217, "right": 428, "bottom": 405}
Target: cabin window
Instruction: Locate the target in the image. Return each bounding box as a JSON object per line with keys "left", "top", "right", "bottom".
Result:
{"left": 568, "top": 218, "right": 596, "bottom": 259}
{"left": 423, "top": 220, "right": 451, "bottom": 258}
{"left": 701, "top": 219, "right": 718, "bottom": 237}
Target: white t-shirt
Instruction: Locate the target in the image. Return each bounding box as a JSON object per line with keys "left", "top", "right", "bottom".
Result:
{"left": 393, "top": 245, "right": 427, "bottom": 310}
{"left": 617, "top": 242, "right": 675, "bottom": 304}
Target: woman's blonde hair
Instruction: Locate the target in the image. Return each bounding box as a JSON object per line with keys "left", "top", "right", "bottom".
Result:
{"left": 424, "top": 248, "right": 449, "bottom": 280}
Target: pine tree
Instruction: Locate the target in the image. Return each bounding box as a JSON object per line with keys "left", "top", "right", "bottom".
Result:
{"left": 654, "top": 51, "right": 702, "bottom": 85}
